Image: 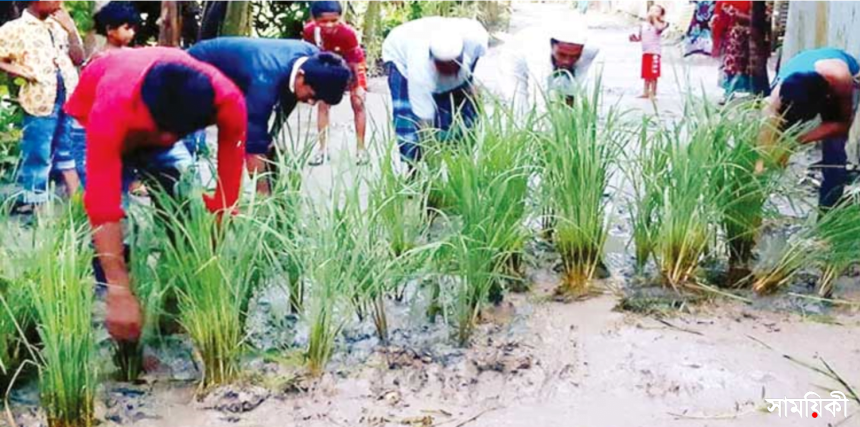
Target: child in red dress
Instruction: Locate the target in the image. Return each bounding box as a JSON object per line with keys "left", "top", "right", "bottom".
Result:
{"left": 630, "top": 5, "right": 668, "bottom": 99}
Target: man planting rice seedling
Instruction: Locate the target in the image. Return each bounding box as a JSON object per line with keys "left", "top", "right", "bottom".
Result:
{"left": 64, "top": 47, "right": 247, "bottom": 345}
{"left": 382, "top": 17, "right": 489, "bottom": 169}
{"left": 759, "top": 48, "right": 860, "bottom": 210}
{"left": 189, "top": 37, "right": 352, "bottom": 193}
{"left": 0, "top": 3, "right": 858, "bottom": 426}
{"left": 479, "top": 18, "right": 600, "bottom": 113}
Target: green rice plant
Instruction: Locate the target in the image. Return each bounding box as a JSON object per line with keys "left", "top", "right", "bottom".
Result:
{"left": 258, "top": 142, "right": 313, "bottom": 314}
{"left": 113, "top": 206, "right": 168, "bottom": 382}
{"left": 432, "top": 111, "right": 533, "bottom": 344}
{"left": 371, "top": 143, "right": 428, "bottom": 259}
{"left": 27, "top": 206, "right": 97, "bottom": 427}
{"left": 649, "top": 112, "right": 722, "bottom": 289}
{"left": 709, "top": 99, "right": 798, "bottom": 283}
{"left": 293, "top": 195, "right": 352, "bottom": 376}
{"left": 753, "top": 202, "right": 860, "bottom": 295}
{"left": 0, "top": 218, "right": 34, "bottom": 387}
{"left": 540, "top": 86, "right": 626, "bottom": 294}
{"left": 155, "top": 191, "right": 266, "bottom": 389}
{"left": 624, "top": 117, "right": 670, "bottom": 272}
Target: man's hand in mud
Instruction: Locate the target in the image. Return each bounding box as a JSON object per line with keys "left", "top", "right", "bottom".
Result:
{"left": 106, "top": 285, "right": 143, "bottom": 342}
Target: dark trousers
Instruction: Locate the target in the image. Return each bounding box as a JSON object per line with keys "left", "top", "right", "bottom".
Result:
{"left": 820, "top": 136, "right": 848, "bottom": 209}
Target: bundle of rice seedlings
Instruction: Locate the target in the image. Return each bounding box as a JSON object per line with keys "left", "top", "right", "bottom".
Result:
{"left": 259, "top": 143, "right": 313, "bottom": 314}
{"left": 27, "top": 206, "right": 97, "bottom": 427}
{"left": 709, "top": 100, "right": 798, "bottom": 284}
{"left": 753, "top": 202, "right": 860, "bottom": 295}
{"left": 540, "top": 86, "right": 626, "bottom": 294}
{"left": 624, "top": 117, "right": 670, "bottom": 272}
{"left": 295, "top": 195, "right": 352, "bottom": 376}
{"left": 114, "top": 207, "right": 167, "bottom": 382}
{"left": 652, "top": 120, "right": 717, "bottom": 289}
{"left": 435, "top": 117, "right": 532, "bottom": 344}
{"left": 156, "top": 192, "right": 266, "bottom": 388}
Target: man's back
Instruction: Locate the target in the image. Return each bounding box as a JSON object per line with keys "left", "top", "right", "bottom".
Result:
{"left": 382, "top": 17, "right": 488, "bottom": 76}
{"left": 189, "top": 37, "right": 318, "bottom": 93}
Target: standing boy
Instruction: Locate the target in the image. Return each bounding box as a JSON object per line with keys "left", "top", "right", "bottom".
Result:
{"left": 73, "top": 1, "right": 142, "bottom": 185}
{"left": 0, "top": 1, "right": 83, "bottom": 214}
{"left": 303, "top": 1, "right": 368, "bottom": 166}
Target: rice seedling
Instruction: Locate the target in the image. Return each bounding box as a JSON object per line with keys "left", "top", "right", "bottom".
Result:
{"left": 27, "top": 205, "right": 97, "bottom": 427}
{"left": 709, "top": 99, "right": 798, "bottom": 285}
{"left": 432, "top": 108, "right": 533, "bottom": 344}
{"left": 651, "top": 120, "right": 717, "bottom": 289}
{"left": 540, "top": 85, "right": 626, "bottom": 295}
{"left": 258, "top": 142, "right": 314, "bottom": 315}
{"left": 371, "top": 143, "right": 428, "bottom": 259}
{"left": 155, "top": 189, "right": 267, "bottom": 389}
{"left": 113, "top": 206, "right": 167, "bottom": 382}
{"left": 0, "top": 217, "right": 34, "bottom": 387}
{"left": 753, "top": 201, "right": 860, "bottom": 295}
{"left": 624, "top": 116, "right": 670, "bottom": 272}
{"left": 294, "top": 195, "right": 351, "bottom": 376}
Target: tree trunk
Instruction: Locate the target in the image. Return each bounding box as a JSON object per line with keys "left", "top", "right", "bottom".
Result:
{"left": 158, "top": 1, "right": 181, "bottom": 47}
{"left": 221, "top": 1, "right": 252, "bottom": 37}
{"left": 362, "top": 1, "right": 381, "bottom": 48}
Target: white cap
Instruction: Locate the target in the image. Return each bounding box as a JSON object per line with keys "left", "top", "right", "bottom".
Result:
{"left": 550, "top": 22, "right": 588, "bottom": 46}
{"left": 430, "top": 32, "right": 465, "bottom": 62}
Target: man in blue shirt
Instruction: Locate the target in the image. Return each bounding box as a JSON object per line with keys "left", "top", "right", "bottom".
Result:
{"left": 189, "top": 37, "right": 352, "bottom": 194}
{"left": 760, "top": 48, "right": 860, "bottom": 209}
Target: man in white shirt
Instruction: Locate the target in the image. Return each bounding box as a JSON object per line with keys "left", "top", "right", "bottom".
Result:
{"left": 481, "top": 25, "right": 600, "bottom": 115}
{"left": 382, "top": 17, "right": 489, "bottom": 164}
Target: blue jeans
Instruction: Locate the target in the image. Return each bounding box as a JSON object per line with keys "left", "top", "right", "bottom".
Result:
{"left": 71, "top": 121, "right": 87, "bottom": 185}
{"left": 818, "top": 89, "right": 860, "bottom": 209}
{"left": 122, "top": 142, "right": 195, "bottom": 193}
{"left": 17, "top": 73, "right": 76, "bottom": 204}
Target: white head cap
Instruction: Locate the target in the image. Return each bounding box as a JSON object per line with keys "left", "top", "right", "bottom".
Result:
{"left": 550, "top": 21, "right": 588, "bottom": 46}
{"left": 430, "top": 32, "right": 465, "bottom": 62}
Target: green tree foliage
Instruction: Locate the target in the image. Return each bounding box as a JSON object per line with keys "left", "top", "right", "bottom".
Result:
{"left": 252, "top": 1, "right": 310, "bottom": 39}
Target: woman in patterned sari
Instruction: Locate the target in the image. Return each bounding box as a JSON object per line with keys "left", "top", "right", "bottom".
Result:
{"left": 684, "top": 1, "right": 715, "bottom": 57}
{"left": 712, "top": 1, "right": 755, "bottom": 99}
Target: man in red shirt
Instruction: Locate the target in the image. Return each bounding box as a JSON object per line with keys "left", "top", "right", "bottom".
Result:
{"left": 65, "top": 47, "right": 246, "bottom": 343}
{"left": 303, "top": 1, "right": 368, "bottom": 166}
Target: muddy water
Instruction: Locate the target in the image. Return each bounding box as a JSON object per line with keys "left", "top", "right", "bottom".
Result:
{"left": 82, "top": 286, "right": 859, "bottom": 427}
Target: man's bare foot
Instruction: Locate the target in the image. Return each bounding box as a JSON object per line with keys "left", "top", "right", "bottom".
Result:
{"left": 637, "top": 94, "right": 650, "bottom": 99}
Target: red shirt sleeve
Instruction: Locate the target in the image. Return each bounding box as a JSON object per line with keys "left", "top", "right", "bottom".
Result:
{"left": 338, "top": 24, "right": 365, "bottom": 65}
{"left": 203, "top": 91, "right": 246, "bottom": 215}
{"left": 83, "top": 100, "right": 128, "bottom": 227}
{"left": 302, "top": 22, "right": 316, "bottom": 45}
